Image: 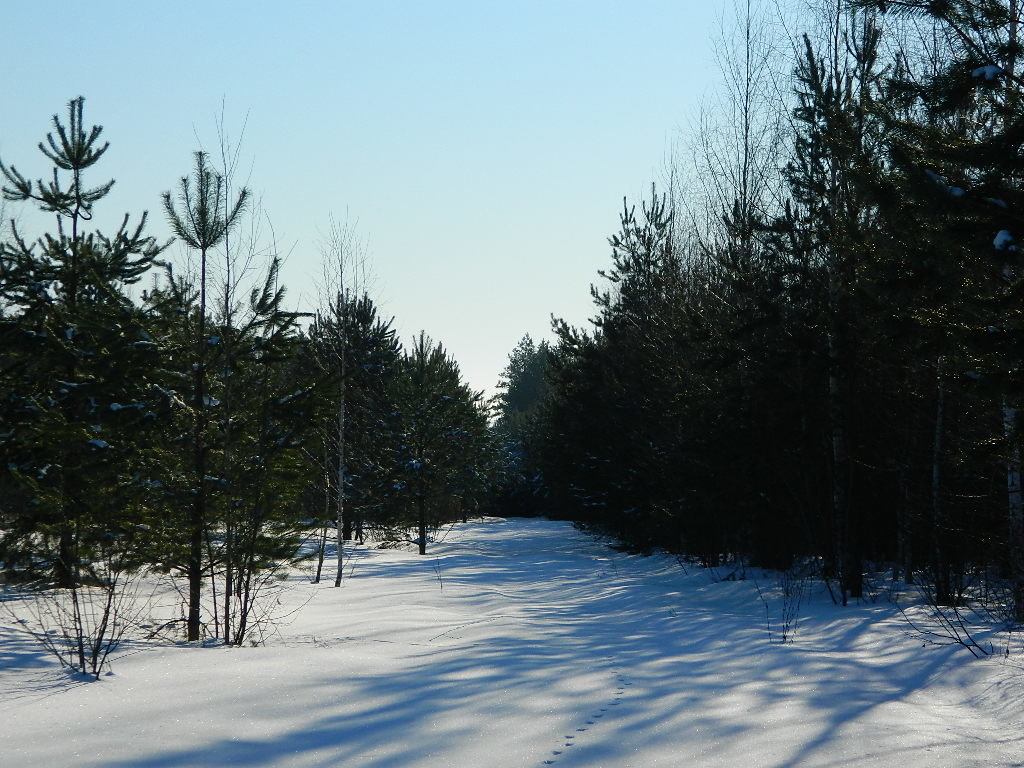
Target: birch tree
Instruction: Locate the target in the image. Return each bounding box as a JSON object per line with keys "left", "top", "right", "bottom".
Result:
{"left": 313, "top": 216, "right": 371, "bottom": 586}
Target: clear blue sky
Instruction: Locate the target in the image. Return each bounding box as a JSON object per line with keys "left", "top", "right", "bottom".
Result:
{"left": 2, "top": 0, "right": 722, "bottom": 394}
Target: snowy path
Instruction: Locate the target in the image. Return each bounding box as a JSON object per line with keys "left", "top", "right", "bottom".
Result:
{"left": 2, "top": 517, "right": 1023, "bottom": 767}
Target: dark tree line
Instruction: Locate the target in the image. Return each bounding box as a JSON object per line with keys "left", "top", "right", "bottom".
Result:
{"left": 494, "top": 1, "right": 1024, "bottom": 622}
{"left": 0, "top": 98, "right": 497, "bottom": 658}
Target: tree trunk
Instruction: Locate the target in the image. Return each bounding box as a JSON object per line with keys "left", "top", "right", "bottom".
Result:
{"left": 333, "top": 372, "right": 346, "bottom": 588}
{"left": 897, "top": 469, "right": 914, "bottom": 585}
{"left": 932, "top": 363, "right": 953, "bottom": 606}
{"left": 188, "top": 440, "right": 205, "bottom": 639}
{"left": 418, "top": 492, "right": 427, "bottom": 556}
{"left": 314, "top": 459, "right": 330, "bottom": 584}
{"left": 828, "top": 303, "right": 861, "bottom": 603}
{"left": 1003, "top": 402, "right": 1024, "bottom": 621}
{"left": 1003, "top": 0, "right": 1024, "bottom": 627}
{"left": 313, "top": 527, "right": 327, "bottom": 584}
{"left": 188, "top": 245, "right": 209, "bottom": 642}
{"left": 56, "top": 524, "right": 77, "bottom": 590}
{"left": 221, "top": 345, "right": 234, "bottom": 644}
{"left": 222, "top": 523, "right": 232, "bottom": 644}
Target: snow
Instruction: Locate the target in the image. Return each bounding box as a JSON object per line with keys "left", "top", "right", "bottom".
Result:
{"left": 923, "top": 169, "right": 967, "bottom": 198}
{"left": 994, "top": 230, "right": 1016, "bottom": 251}
{"left": 276, "top": 390, "right": 306, "bottom": 405}
{"left": 972, "top": 65, "right": 1004, "bottom": 81}
{"left": 1, "top": 517, "right": 1022, "bottom": 768}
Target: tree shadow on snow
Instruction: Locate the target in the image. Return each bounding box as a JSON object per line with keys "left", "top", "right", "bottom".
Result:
{"left": 95, "top": 518, "right": 1021, "bottom": 767}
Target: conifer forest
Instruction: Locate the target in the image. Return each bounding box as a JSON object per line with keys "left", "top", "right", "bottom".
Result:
{"left": 3, "top": 0, "right": 1024, "bottom": 663}
{"left": 497, "top": 0, "right": 1024, "bottom": 630}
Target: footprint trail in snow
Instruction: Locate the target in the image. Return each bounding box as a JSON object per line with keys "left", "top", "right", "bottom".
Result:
{"left": 540, "top": 656, "right": 632, "bottom": 765}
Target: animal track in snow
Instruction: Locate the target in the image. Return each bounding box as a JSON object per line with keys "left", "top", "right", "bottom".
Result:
{"left": 538, "top": 658, "right": 632, "bottom": 766}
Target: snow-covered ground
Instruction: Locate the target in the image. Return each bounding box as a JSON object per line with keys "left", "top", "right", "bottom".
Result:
{"left": 2, "top": 517, "right": 1022, "bottom": 767}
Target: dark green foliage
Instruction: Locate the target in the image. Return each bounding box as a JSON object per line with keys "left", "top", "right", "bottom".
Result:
{"left": 0, "top": 97, "right": 167, "bottom": 588}
{"left": 851, "top": 0, "right": 1024, "bottom": 618}
{"left": 496, "top": 334, "right": 550, "bottom": 419}
{"left": 520, "top": 1, "right": 1024, "bottom": 624}
{"left": 161, "top": 150, "right": 250, "bottom": 642}
{"left": 307, "top": 291, "right": 402, "bottom": 557}
{"left": 207, "top": 259, "right": 312, "bottom": 644}
{"left": 389, "top": 333, "right": 494, "bottom": 554}
{"left": 492, "top": 334, "right": 551, "bottom": 516}
{"left": 1, "top": 99, "right": 499, "bottom": 651}
{"left": 536, "top": 189, "right": 700, "bottom": 550}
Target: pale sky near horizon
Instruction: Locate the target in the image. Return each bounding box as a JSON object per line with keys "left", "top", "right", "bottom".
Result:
{"left": 3, "top": 0, "right": 725, "bottom": 395}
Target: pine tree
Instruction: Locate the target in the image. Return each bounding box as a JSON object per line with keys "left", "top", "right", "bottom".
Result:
{"left": 773, "top": 8, "right": 890, "bottom": 601}
{"left": 162, "top": 151, "right": 249, "bottom": 641}
{"left": 216, "top": 258, "right": 310, "bottom": 644}
{"left": 308, "top": 291, "right": 400, "bottom": 582}
{"left": 493, "top": 334, "right": 551, "bottom": 516}
{"left": 0, "top": 97, "right": 166, "bottom": 589}
{"left": 854, "top": 0, "right": 1024, "bottom": 619}
{"left": 391, "top": 334, "right": 490, "bottom": 554}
